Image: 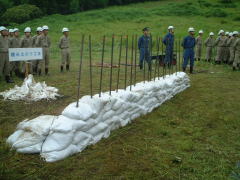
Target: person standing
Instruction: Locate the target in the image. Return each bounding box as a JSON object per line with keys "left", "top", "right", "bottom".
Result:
{"left": 232, "top": 33, "right": 240, "bottom": 71}
{"left": 223, "top": 32, "right": 230, "bottom": 64}
{"left": 36, "top": 25, "right": 51, "bottom": 75}
{"left": 182, "top": 27, "right": 196, "bottom": 74}
{"left": 21, "top": 27, "right": 33, "bottom": 74}
{"left": 227, "top": 31, "right": 238, "bottom": 65}
{"left": 32, "top": 27, "right": 43, "bottom": 74}
{"left": 59, "top": 28, "right": 71, "bottom": 72}
{"left": 163, "top": 26, "right": 174, "bottom": 68}
{"left": 138, "top": 27, "right": 151, "bottom": 70}
{"left": 204, "top": 32, "right": 215, "bottom": 62}
{"left": 195, "top": 30, "right": 203, "bottom": 61}
{"left": 214, "top": 30, "right": 226, "bottom": 64}
{"left": 0, "top": 26, "right": 14, "bottom": 83}
{"left": 9, "top": 28, "right": 24, "bottom": 78}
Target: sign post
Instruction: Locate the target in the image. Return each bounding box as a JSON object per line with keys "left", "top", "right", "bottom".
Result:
{"left": 8, "top": 48, "right": 43, "bottom": 77}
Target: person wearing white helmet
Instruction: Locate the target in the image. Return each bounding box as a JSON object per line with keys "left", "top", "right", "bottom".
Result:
{"left": 59, "top": 27, "right": 71, "bottom": 72}
{"left": 9, "top": 28, "right": 24, "bottom": 78}
{"left": 9, "top": 29, "right": 14, "bottom": 39}
{"left": 195, "top": 30, "right": 204, "bottom": 61}
{"left": 214, "top": 30, "right": 226, "bottom": 64}
{"left": 20, "top": 27, "right": 33, "bottom": 74}
{"left": 204, "top": 32, "right": 215, "bottom": 62}
{"left": 32, "top": 27, "right": 43, "bottom": 74}
{"left": 162, "top": 26, "right": 174, "bottom": 68}
{"left": 232, "top": 32, "right": 240, "bottom": 70}
{"left": 36, "top": 25, "right": 51, "bottom": 75}
{"left": 0, "top": 26, "right": 14, "bottom": 83}
{"left": 227, "top": 31, "right": 238, "bottom": 65}
{"left": 223, "top": 31, "right": 230, "bottom": 63}
{"left": 181, "top": 27, "right": 196, "bottom": 73}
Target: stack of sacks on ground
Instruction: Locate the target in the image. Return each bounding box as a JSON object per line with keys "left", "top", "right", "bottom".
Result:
{"left": 7, "top": 72, "right": 190, "bottom": 162}
{"left": 0, "top": 75, "right": 60, "bottom": 101}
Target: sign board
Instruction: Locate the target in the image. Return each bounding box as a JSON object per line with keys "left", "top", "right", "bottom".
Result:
{"left": 9, "top": 48, "right": 43, "bottom": 62}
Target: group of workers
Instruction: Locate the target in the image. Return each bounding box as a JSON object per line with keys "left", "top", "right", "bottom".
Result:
{"left": 0, "top": 25, "right": 239, "bottom": 84}
{"left": 139, "top": 26, "right": 240, "bottom": 73}
{"left": 0, "top": 25, "right": 70, "bottom": 83}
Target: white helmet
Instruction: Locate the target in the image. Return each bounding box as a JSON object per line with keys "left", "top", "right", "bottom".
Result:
{"left": 42, "top": 25, "right": 49, "bottom": 30}
{"left": 9, "top": 29, "right": 14, "bottom": 33}
{"left": 0, "top": 26, "right": 7, "bottom": 31}
{"left": 232, "top": 31, "right": 238, "bottom": 35}
{"left": 188, "top": 27, "right": 195, "bottom": 32}
{"left": 24, "top": 27, "right": 31, "bottom": 33}
{"left": 13, "top": 28, "right": 19, "bottom": 32}
{"left": 199, "top": 30, "right": 203, "bottom": 34}
{"left": 62, "top": 27, "right": 69, "bottom": 32}
{"left": 209, "top": 32, "right": 214, "bottom": 36}
{"left": 36, "top": 27, "right": 43, "bottom": 32}
{"left": 229, "top": 32, "right": 233, "bottom": 36}
{"left": 218, "top": 30, "right": 224, "bottom": 35}
{"left": 168, "top": 26, "right": 174, "bottom": 30}
{"left": 225, "top": 31, "right": 229, "bottom": 35}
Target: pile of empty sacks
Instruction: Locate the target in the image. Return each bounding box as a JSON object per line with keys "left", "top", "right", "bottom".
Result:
{"left": 7, "top": 72, "right": 190, "bottom": 162}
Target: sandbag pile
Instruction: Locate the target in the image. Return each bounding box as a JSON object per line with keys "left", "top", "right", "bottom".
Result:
{"left": 7, "top": 72, "right": 190, "bottom": 162}
{"left": 0, "top": 75, "right": 60, "bottom": 101}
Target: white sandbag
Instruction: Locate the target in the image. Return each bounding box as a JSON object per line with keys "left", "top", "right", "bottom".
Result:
{"left": 62, "top": 102, "right": 96, "bottom": 121}
{"left": 0, "top": 75, "right": 60, "bottom": 101}
{"left": 41, "top": 144, "right": 79, "bottom": 162}
{"left": 7, "top": 72, "right": 190, "bottom": 162}
{"left": 51, "top": 115, "right": 86, "bottom": 133}
{"left": 72, "top": 131, "right": 93, "bottom": 145}
{"left": 17, "top": 143, "right": 42, "bottom": 154}
{"left": 41, "top": 131, "right": 74, "bottom": 153}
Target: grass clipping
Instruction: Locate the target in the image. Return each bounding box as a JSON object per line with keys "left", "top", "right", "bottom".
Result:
{"left": 0, "top": 75, "right": 60, "bottom": 101}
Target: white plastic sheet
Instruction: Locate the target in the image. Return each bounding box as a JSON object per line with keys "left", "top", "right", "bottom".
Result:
{"left": 7, "top": 72, "right": 190, "bottom": 162}
{"left": 0, "top": 75, "right": 60, "bottom": 101}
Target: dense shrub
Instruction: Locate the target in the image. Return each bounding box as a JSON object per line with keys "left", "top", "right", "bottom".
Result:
{"left": 1, "top": 4, "right": 43, "bottom": 24}
{"left": 205, "top": 8, "right": 228, "bottom": 17}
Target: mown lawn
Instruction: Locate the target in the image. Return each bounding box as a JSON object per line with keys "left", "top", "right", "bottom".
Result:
{"left": 1, "top": 0, "right": 240, "bottom": 179}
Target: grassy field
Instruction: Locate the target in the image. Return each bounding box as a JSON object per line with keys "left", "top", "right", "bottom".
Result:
{"left": 1, "top": 0, "right": 240, "bottom": 179}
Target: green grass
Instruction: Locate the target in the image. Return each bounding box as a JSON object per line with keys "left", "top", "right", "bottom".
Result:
{"left": 1, "top": 0, "right": 240, "bottom": 179}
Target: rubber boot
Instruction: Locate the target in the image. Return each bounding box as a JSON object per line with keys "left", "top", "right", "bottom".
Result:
{"left": 139, "top": 64, "right": 143, "bottom": 70}
{"left": 38, "top": 69, "right": 41, "bottom": 76}
{"left": 45, "top": 68, "right": 48, "bottom": 75}
{"left": 60, "top": 66, "right": 63, "bottom": 72}
{"left": 66, "top": 65, "right": 69, "bottom": 71}
{"left": 182, "top": 67, "right": 186, "bottom": 72}
{"left": 190, "top": 66, "right": 196, "bottom": 74}
{"left": 5, "top": 76, "right": 14, "bottom": 83}
{"left": 233, "top": 67, "right": 236, "bottom": 71}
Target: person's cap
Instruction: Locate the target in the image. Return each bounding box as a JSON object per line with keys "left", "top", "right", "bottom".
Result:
{"left": 36, "top": 27, "right": 43, "bottom": 32}
{"left": 232, "top": 31, "right": 239, "bottom": 35}
{"left": 9, "top": 29, "right": 14, "bottom": 33}
{"left": 13, "top": 28, "right": 19, "bottom": 32}
{"left": 188, "top": 27, "right": 195, "bottom": 32}
{"left": 62, "top": 27, "right": 69, "bottom": 32}
{"left": 42, "top": 25, "right": 49, "bottom": 30}
{"left": 142, "top": 27, "right": 150, "bottom": 31}
{"left": 24, "top": 27, "right": 31, "bottom": 33}
{"left": 0, "top": 26, "right": 7, "bottom": 31}
{"left": 209, "top": 32, "right": 214, "bottom": 36}
{"left": 225, "top": 31, "right": 229, "bottom": 35}
{"left": 218, "top": 30, "right": 224, "bottom": 34}
{"left": 229, "top": 32, "right": 233, "bottom": 36}
{"left": 199, "top": 30, "right": 203, "bottom": 34}
{"left": 168, "top": 26, "right": 174, "bottom": 30}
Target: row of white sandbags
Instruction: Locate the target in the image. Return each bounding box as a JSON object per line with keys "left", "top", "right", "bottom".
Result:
{"left": 0, "top": 75, "right": 60, "bottom": 101}
{"left": 7, "top": 72, "right": 190, "bottom": 162}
